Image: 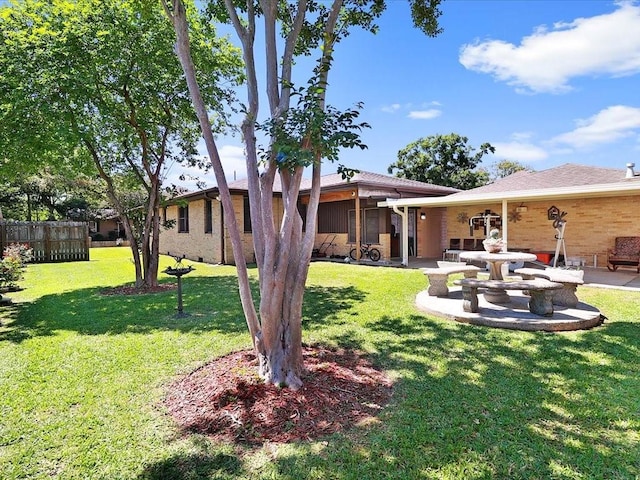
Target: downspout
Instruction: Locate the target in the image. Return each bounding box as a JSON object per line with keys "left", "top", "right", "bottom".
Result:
{"left": 392, "top": 204, "right": 409, "bottom": 267}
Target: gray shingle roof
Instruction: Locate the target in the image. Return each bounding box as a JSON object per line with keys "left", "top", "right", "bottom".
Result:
{"left": 175, "top": 170, "right": 459, "bottom": 200}
{"left": 453, "top": 163, "right": 637, "bottom": 197}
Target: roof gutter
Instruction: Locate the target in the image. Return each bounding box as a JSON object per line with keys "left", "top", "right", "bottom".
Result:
{"left": 378, "top": 181, "right": 640, "bottom": 208}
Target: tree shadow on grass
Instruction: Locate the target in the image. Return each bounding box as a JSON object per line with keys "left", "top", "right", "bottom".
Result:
{"left": 137, "top": 451, "right": 241, "bottom": 480}
{"left": 302, "top": 284, "right": 367, "bottom": 328}
{"left": 0, "top": 276, "right": 368, "bottom": 344}
{"left": 266, "top": 314, "right": 640, "bottom": 480}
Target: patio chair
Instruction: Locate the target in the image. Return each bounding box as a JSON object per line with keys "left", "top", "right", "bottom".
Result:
{"left": 607, "top": 236, "right": 640, "bottom": 273}
{"left": 462, "top": 238, "right": 475, "bottom": 251}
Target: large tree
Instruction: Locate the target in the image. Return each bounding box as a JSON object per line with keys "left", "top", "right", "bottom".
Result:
{"left": 388, "top": 133, "right": 494, "bottom": 190}
{"left": 489, "top": 159, "right": 531, "bottom": 182}
{"left": 163, "top": 0, "right": 444, "bottom": 389}
{"left": 0, "top": 0, "right": 242, "bottom": 287}
{"left": 0, "top": 169, "right": 103, "bottom": 221}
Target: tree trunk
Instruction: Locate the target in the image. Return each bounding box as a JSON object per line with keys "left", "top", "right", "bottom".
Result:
{"left": 140, "top": 178, "right": 161, "bottom": 288}
{"left": 165, "top": 0, "right": 337, "bottom": 390}
{"left": 165, "top": 0, "right": 261, "bottom": 344}
{"left": 82, "top": 135, "right": 146, "bottom": 287}
{"left": 255, "top": 214, "right": 306, "bottom": 388}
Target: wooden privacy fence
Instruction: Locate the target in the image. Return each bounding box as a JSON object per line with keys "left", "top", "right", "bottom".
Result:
{"left": 0, "top": 221, "right": 90, "bottom": 263}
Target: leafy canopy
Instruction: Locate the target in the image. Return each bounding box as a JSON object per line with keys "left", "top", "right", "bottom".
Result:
{"left": 388, "top": 133, "right": 495, "bottom": 190}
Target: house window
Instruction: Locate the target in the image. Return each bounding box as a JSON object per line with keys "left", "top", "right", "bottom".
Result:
{"left": 317, "top": 200, "right": 349, "bottom": 233}
{"left": 297, "top": 201, "right": 307, "bottom": 232}
{"left": 243, "top": 196, "right": 252, "bottom": 233}
{"left": 178, "top": 205, "right": 189, "bottom": 233}
{"left": 204, "top": 199, "right": 213, "bottom": 234}
{"left": 348, "top": 208, "right": 380, "bottom": 244}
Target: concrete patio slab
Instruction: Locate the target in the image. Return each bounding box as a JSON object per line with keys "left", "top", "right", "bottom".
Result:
{"left": 416, "top": 287, "right": 604, "bottom": 332}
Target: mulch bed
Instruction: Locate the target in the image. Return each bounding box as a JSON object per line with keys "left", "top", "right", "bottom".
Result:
{"left": 163, "top": 346, "right": 394, "bottom": 444}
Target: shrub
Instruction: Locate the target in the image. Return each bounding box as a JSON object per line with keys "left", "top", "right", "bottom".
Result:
{"left": 0, "top": 243, "right": 33, "bottom": 289}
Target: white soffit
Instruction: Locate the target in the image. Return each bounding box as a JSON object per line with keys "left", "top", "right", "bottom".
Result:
{"left": 378, "top": 181, "right": 640, "bottom": 208}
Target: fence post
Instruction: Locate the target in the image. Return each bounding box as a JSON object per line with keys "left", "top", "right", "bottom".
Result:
{"left": 84, "top": 223, "right": 90, "bottom": 261}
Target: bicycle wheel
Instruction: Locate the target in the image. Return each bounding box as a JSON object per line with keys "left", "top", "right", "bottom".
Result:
{"left": 349, "top": 248, "right": 358, "bottom": 260}
{"left": 368, "top": 248, "right": 381, "bottom": 262}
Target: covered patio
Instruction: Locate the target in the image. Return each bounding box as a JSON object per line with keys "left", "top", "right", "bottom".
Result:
{"left": 379, "top": 164, "right": 640, "bottom": 269}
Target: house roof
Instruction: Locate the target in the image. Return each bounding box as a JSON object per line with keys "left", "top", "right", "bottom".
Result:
{"left": 379, "top": 163, "right": 640, "bottom": 208}
{"left": 456, "top": 163, "right": 634, "bottom": 195}
{"left": 169, "top": 170, "right": 458, "bottom": 202}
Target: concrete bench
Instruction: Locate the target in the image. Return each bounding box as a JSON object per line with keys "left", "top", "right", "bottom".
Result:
{"left": 454, "top": 278, "right": 563, "bottom": 316}
{"left": 422, "top": 263, "right": 481, "bottom": 297}
{"left": 514, "top": 268, "right": 584, "bottom": 308}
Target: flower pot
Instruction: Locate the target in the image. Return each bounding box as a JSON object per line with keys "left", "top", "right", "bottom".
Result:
{"left": 483, "top": 240, "right": 504, "bottom": 253}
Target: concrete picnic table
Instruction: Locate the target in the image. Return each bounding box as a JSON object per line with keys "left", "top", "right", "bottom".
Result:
{"left": 459, "top": 251, "right": 537, "bottom": 303}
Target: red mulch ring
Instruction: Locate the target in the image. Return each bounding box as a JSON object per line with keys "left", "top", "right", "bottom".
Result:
{"left": 164, "top": 345, "right": 394, "bottom": 444}
{"left": 101, "top": 283, "right": 176, "bottom": 296}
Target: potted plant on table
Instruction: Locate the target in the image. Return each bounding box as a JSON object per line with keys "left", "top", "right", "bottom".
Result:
{"left": 483, "top": 228, "right": 505, "bottom": 253}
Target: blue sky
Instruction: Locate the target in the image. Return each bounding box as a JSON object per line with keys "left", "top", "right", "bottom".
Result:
{"left": 177, "top": 0, "right": 640, "bottom": 189}
{"left": 3, "top": 0, "right": 638, "bottom": 187}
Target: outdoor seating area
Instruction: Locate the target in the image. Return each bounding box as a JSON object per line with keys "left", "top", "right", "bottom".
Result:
{"left": 515, "top": 267, "right": 584, "bottom": 307}
{"left": 422, "top": 261, "right": 481, "bottom": 297}
{"left": 607, "top": 236, "right": 640, "bottom": 273}
{"left": 455, "top": 277, "right": 562, "bottom": 316}
{"left": 417, "top": 257, "right": 604, "bottom": 331}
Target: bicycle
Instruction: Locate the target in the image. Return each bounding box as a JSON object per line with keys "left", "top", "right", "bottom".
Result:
{"left": 349, "top": 243, "right": 381, "bottom": 262}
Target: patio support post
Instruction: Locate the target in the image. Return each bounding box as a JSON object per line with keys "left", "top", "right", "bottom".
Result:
{"left": 392, "top": 204, "right": 409, "bottom": 267}
{"left": 502, "top": 200, "right": 508, "bottom": 251}
{"left": 355, "top": 190, "right": 361, "bottom": 260}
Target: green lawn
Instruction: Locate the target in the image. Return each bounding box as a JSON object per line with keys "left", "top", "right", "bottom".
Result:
{"left": 1, "top": 247, "right": 639, "bottom": 479}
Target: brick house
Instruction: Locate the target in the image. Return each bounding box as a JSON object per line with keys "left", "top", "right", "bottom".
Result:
{"left": 381, "top": 163, "right": 640, "bottom": 268}
{"left": 159, "top": 171, "right": 458, "bottom": 264}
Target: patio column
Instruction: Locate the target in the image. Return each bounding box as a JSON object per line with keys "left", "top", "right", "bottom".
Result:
{"left": 502, "top": 200, "right": 508, "bottom": 251}
{"left": 355, "top": 189, "right": 361, "bottom": 260}
{"left": 392, "top": 205, "right": 409, "bottom": 267}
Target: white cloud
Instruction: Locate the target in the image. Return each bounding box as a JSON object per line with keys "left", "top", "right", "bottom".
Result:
{"left": 217, "top": 144, "right": 248, "bottom": 180}
{"left": 459, "top": 2, "right": 640, "bottom": 93}
{"left": 408, "top": 109, "right": 442, "bottom": 120}
{"left": 510, "top": 131, "right": 535, "bottom": 142}
{"left": 491, "top": 142, "right": 548, "bottom": 162}
{"left": 551, "top": 105, "right": 640, "bottom": 148}
{"left": 163, "top": 144, "right": 247, "bottom": 191}
{"left": 381, "top": 103, "right": 401, "bottom": 113}
{"left": 382, "top": 101, "right": 442, "bottom": 115}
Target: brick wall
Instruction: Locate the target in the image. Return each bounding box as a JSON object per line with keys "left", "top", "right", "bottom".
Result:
{"left": 161, "top": 194, "right": 286, "bottom": 265}
{"left": 445, "top": 195, "right": 640, "bottom": 267}
{"left": 160, "top": 199, "right": 223, "bottom": 264}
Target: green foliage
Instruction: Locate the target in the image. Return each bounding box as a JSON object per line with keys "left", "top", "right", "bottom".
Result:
{"left": 0, "top": 169, "right": 105, "bottom": 221}
{"left": 489, "top": 159, "right": 532, "bottom": 181}
{"left": 256, "top": 69, "right": 370, "bottom": 172}
{"left": 0, "top": 243, "right": 33, "bottom": 288}
{"left": 0, "top": 0, "right": 243, "bottom": 182}
{"left": 389, "top": 133, "right": 495, "bottom": 190}
{"left": 0, "top": 0, "right": 243, "bottom": 285}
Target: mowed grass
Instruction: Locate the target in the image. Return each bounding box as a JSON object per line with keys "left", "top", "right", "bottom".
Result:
{"left": 1, "top": 247, "right": 639, "bottom": 479}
